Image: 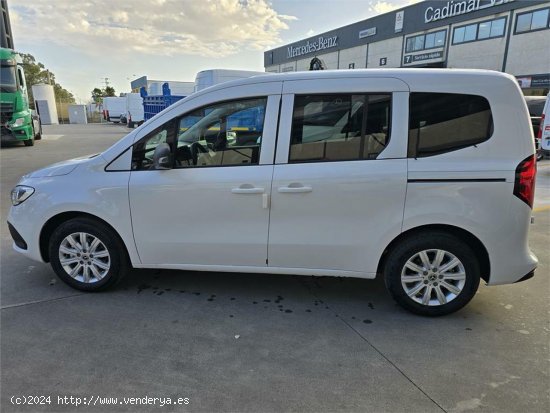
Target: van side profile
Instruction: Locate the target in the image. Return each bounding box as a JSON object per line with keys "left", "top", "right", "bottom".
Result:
{"left": 8, "top": 69, "right": 538, "bottom": 316}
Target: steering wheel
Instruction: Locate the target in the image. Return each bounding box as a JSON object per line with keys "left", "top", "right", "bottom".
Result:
{"left": 190, "top": 141, "right": 209, "bottom": 165}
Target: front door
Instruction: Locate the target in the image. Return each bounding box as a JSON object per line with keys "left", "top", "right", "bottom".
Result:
{"left": 129, "top": 94, "right": 280, "bottom": 267}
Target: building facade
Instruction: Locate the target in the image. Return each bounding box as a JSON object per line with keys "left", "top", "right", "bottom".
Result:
{"left": 264, "top": 0, "right": 550, "bottom": 93}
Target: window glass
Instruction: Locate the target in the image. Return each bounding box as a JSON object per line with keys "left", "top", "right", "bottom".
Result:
{"left": 424, "top": 33, "right": 435, "bottom": 48}
{"left": 490, "top": 18, "right": 505, "bottom": 37}
{"left": 414, "top": 35, "right": 424, "bottom": 51}
{"left": 516, "top": 13, "right": 532, "bottom": 32}
{"left": 132, "top": 125, "right": 173, "bottom": 170}
{"left": 464, "top": 24, "right": 477, "bottom": 41}
{"left": 289, "top": 94, "right": 391, "bottom": 163}
{"left": 434, "top": 30, "right": 446, "bottom": 47}
{"left": 408, "top": 93, "right": 493, "bottom": 158}
{"left": 175, "top": 98, "right": 266, "bottom": 168}
{"left": 453, "top": 27, "right": 465, "bottom": 43}
{"left": 406, "top": 37, "right": 414, "bottom": 53}
{"left": 478, "top": 22, "right": 491, "bottom": 39}
{"left": 531, "top": 9, "right": 549, "bottom": 30}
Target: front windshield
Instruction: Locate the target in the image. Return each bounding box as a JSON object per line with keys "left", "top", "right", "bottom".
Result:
{"left": 0, "top": 63, "right": 17, "bottom": 93}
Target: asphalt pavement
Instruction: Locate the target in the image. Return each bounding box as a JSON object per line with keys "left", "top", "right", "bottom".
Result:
{"left": 1, "top": 124, "right": 549, "bottom": 412}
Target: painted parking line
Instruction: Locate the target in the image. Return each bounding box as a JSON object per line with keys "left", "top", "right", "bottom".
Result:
{"left": 533, "top": 204, "right": 550, "bottom": 213}
{"left": 41, "top": 135, "right": 64, "bottom": 140}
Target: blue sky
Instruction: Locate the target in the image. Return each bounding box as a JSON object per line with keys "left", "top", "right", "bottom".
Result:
{"left": 10, "top": 0, "right": 418, "bottom": 102}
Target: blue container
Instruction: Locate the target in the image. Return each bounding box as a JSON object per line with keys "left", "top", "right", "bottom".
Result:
{"left": 141, "top": 83, "right": 185, "bottom": 121}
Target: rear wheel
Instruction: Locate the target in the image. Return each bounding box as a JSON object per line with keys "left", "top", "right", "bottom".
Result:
{"left": 49, "top": 218, "right": 128, "bottom": 291}
{"left": 384, "top": 232, "right": 480, "bottom": 316}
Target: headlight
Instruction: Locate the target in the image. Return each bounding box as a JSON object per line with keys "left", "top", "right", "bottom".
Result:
{"left": 11, "top": 185, "right": 35, "bottom": 206}
{"left": 11, "top": 117, "right": 25, "bottom": 128}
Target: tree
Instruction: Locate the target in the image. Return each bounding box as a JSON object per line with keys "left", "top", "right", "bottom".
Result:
{"left": 91, "top": 88, "right": 103, "bottom": 104}
{"left": 19, "top": 53, "right": 75, "bottom": 108}
{"left": 90, "top": 86, "right": 117, "bottom": 104}
{"left": 104, "top": 86, "right": 116, "bottom": 97}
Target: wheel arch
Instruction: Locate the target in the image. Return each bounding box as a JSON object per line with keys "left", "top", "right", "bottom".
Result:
{"left": 377, "top": 224, "right": 490, "bottom": 283}
{"left": 40, "top": 211, "right": 131, "bottom": 264}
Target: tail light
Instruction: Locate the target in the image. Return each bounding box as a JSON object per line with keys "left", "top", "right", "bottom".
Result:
{"left": 537, "top": 114, "right": 545, "bottom": 140}
{"left": 513, "top": 155, "right": 536, "bottom": 208}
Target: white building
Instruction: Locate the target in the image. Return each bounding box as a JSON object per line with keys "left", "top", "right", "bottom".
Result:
{"left": 265, "top": 0, "right": 550, "bottom": 93}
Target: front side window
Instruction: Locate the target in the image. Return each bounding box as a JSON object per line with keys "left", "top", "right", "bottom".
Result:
{"left": 408, "top": 93, "right": 493, "bottom": 158}
{"left": 175, "top": 98, "right": 266, "bottom": 168}
{"left": 289, "top": 94, "right": 391, "bottom": 163}
{"left": 132, "top": 123, "right": 175, "bottom": 170}
{"left": 132, "top": 121, "right": 174, "bottom": 171}
{"left": 0, "top": 62, "right": 17, "bottom": 93}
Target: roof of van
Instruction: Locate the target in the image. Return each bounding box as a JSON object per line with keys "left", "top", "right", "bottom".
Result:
{"left": 193, "top": 68, "right": 515, "bottom": 96}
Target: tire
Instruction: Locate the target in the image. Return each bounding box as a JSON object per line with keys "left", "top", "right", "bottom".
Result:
{"left": 49, "top": 218, "right": 129, "bottom": 292}
{"left": 35, "top": 124, "right": 42, "bottom": 140}
{"left": 384, "top": 231, "right": 480, "bottom": 316}
{"left": 23, "top": 137, "right": 34, "bottom": 146}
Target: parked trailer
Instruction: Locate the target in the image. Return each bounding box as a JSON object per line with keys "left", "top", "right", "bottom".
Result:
{"left": 141, "top": 83, "right": 186, "bottom": 121}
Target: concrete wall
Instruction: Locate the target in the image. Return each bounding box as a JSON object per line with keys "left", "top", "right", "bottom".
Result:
{"left": 339, "top": 45, "right": 368, "bottom": 69}
{"left": 367, "top": 37, "right": 403, "bottom": 68}
{"left": 505, "top": 4, "right": 550, "bottom": 75}
{"left": 447, "top": 11, "right": 510, "bottom": 71}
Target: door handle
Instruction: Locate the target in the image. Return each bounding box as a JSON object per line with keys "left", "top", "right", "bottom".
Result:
{"left": 231, "top": 184, "right": 265, "bottom": 194}
{"left": 278, "top": 183, "right": 313, "bottom": 193}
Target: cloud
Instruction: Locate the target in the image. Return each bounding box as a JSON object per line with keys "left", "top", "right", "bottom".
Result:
{"left": 10, "top": 0, "right": 296, "bottom": 58}
{"left": 369, "top": 0, "right": 422, "bottom": 14}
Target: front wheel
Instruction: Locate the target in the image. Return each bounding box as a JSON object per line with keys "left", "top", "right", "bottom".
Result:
{"left": 384, "top": 232, "right": 480, "bottom": 316}
{"left": 49, "top": 218, "right": 129, "bottom": 291}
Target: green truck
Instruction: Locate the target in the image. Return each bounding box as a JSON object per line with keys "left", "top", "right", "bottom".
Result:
{"left": 1, "top": 47, "right": 40, "bottom": 146}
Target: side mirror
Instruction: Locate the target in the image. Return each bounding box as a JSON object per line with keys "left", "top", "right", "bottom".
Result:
{"left": 153, "top": 143, "right": 172, "bottom": 170}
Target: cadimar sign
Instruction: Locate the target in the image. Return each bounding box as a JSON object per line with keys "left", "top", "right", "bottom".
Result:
{"left": 425, "top": 0, "right": 514, "bottom": 23}
{"left": 287, "top": 36, "right": 338, "bottom": 59}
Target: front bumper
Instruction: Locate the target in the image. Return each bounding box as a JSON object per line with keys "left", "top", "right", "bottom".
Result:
{"left": 1, "top": 125, "right": 32, "bottom": 142}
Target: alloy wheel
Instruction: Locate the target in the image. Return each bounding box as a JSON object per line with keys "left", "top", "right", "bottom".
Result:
{"left": 401, "top": 249, "right": 466, "bottom": 306}
{"left": 58, "top": 232, "right": 111, "bottom": 283}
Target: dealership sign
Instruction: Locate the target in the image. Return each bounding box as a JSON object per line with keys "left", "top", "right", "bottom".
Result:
{"left": 287, "top": 36, "right": 338, "bottom": 59}
{"left": 403, "top": 51, "right": 444, "bottom": 65}
{"left": 425, "top": 0, "right": 514, "bottom": 23}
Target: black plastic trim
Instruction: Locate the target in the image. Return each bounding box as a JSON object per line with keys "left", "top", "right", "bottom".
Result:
{"left": 408, "top": 178, "right": 506, "bottom": 183}
{"left": 8, "top": 222, "right": 27, "bottom": 250}
{"left": 514, "top": 269, "right": 535, "bottom": 283}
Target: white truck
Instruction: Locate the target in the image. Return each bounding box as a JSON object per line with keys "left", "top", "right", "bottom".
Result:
{"left": 194, "top": 69, "right": 266, "bottom": 92}
{"left": 125, "top": 93, "right": 144, "bottom": 128}
{"left": 102, "top": 97, "right": 126, "bottom": 123}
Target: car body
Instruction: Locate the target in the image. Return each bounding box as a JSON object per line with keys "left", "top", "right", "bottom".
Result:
{"left": 538, "top": 93, "right": 550, "bottom": 157}
{"left": 525, "top": 95, "right": 546, "bottom": 159}
{"left": 8, "top": 69, "right": 538, "bottom": 316}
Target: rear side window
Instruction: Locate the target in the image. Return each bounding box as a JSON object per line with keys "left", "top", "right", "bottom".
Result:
{"left": 289, "top": 94, "right": 391, "bottom": 163}
{"left": 408, "top": 93, "right": 493, "bottom": 158}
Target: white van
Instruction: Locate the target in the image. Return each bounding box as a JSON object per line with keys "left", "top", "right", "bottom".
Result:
{"left": 102, "top": 97, "right": 126, "bottom": 123}
{"left": 8, "top": 69, "right": 538, "bottom": 316}
{"left": 539, "top": 93, "right": 550, "bottom": 157}
{"left": 194, "top": 69, "right": 266, "bottom": 92}
{"left": 125, "top": 93, "right": 144, "bottom": 128}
